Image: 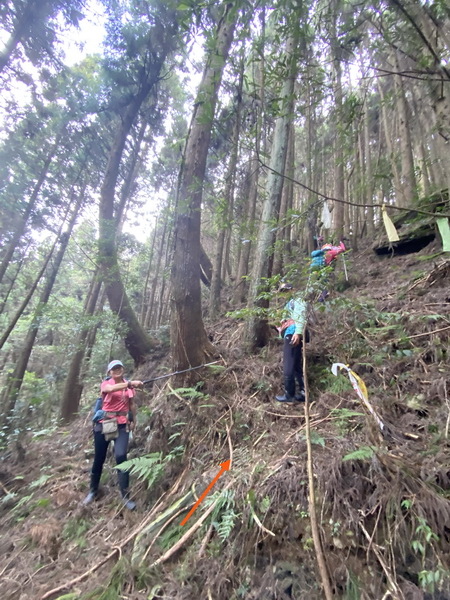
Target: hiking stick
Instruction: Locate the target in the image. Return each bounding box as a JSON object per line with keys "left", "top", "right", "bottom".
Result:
{"left": 142, "top": 360, "right": 221, "bottom": 385}
{"left": 302, "top": 326, "right": 334, "bottom": 600}
{"left": 342, "top": 253, "right": 349, "bottom": 281}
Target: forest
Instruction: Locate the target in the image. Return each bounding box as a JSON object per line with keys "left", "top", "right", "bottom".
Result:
{"left": 0, "top": 0, "right": 449, "bottom": 599}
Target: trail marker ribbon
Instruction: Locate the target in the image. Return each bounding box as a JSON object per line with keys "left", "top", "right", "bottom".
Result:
{"left": 331, "top": 363, "right": 385, "bottom": 432}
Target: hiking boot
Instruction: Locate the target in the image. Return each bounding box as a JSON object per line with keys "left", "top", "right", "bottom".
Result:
{"left": 117, "top": 470, "right": 136, "bottom": 510}
{"left": 82, "top": 490, "right": 97, "bottom": 505}
{"left": 123, "top": 498, "right": 136, "bottom": 511}
{"left": 83, "top": 472, "right": 100, "bottom": 505}
{"left": 275, "top": 394, "right": 296, "bottom": 402}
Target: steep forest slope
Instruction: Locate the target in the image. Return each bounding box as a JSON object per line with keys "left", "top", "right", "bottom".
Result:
{"left": 0, "top": 241, "right": 449, "bottom": 600}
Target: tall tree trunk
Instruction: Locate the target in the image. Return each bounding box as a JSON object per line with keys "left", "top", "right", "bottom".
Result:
{"left": 245, "top": 17, "right": 301, "bottom": 349}
{"left": 98, "top": 15, "right": 177, "bottom": 365}
{"left": 59, "top": 270, "right": 102, "bottom": 423}
{"left": 393, "top": 52, "right": 417, "bottom": 207}
{"left": 273, "top": 121, "right": 294, "bottom": 276}
{"left": 99, "top": 104, "right": 155, "bottom": 365}
{"left": 363, "top": 94, "right": 375, "bottom": 235}
{"left": 378, "top": 78, "right": 403, "bottom": 203}
{"left": 330, "top": 0, "right": 345, "bottom": 240}
{"left": 144, "top": 217, "right": 168, "bottom": 329}
{"left": 210, "top": 63, "right": 243, "bottom": 320}
{"left": 171, "top": 3, "right": 238, "bottom": 374}
{"left": 140, "top": 217, "right": 158, "bottom": 325}
{"left": 232, "top": 52, "right": 265, "bottom": 306}
{"left": 232, "top": 154, "right": 259, "bottom": 305}
{"left": 0, "top": 202, "right": 79, "bottom": 430}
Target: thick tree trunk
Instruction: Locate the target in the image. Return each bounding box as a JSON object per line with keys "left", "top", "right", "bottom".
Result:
{"left": 171, "top": 3, "right": 238, "bottom": 374}
{"left": 99, "top": 93, "right": 158, "bottom": 365}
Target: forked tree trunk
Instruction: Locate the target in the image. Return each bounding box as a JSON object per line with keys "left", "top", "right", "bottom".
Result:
{"left": 171, "top": 3, "right": 238, "bottom": 375}
{"left": 99, "top": 96, "right": 163, "bottom": 365}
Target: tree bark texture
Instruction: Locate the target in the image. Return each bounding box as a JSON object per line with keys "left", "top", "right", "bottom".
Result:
{"left": 98, "top": 22, "right": 177, "bottom": 365}
{"left": 171, "top": 3, "right": 238, "bottom": 373}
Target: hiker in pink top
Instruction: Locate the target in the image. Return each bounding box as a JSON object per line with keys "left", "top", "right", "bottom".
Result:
{"left": 83, "top": 360, "right": 143, "bottom": 510}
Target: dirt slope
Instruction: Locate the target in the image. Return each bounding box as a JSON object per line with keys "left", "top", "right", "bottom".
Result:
{"left": 0, "top": 240, "right": 449, "bottom": 600}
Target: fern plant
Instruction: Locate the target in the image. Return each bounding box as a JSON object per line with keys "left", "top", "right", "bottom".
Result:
{"left": 206, "top": 489, "right": 240, "bottom": 543}
{"left": 115, "top": 453, "right": 165, "bottom": 489}
{"left": 342, "top": 446, "right": 377, "bottom": 462}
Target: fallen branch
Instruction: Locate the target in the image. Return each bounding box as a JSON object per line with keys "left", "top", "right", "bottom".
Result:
{"left": 248, "top": 499, "right": 275, "bottom": 537}
{"left": 394, "top": 324, "right": 450, "bottom": 342}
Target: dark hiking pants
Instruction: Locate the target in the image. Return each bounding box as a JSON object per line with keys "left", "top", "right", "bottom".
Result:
{"left": 282, "top": 334, "right": 304, "bottom": 396}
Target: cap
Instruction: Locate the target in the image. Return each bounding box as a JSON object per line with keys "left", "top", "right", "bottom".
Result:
{"left": 107, "top": 360, "right": 124, "bottom": 373}
{"left": 278, "top": 282, "right": 293, "bottom": 292}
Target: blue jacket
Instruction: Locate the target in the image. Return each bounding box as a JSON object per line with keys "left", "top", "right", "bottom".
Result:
{"left": 310, "top": 249, "right": 325, "bottom": 270}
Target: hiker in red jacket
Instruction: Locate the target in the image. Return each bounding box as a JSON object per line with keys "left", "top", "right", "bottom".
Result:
{"left": 310, "top": 240, "right": 346, "bottom": 301}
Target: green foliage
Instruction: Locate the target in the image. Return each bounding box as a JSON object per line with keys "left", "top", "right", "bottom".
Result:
{"left": 116, "top": 446, "right": 184, "bottom": 489}
{"left": 206, "top": 489, "right": 240, "bottom": 543}
{"left": 342, "top": 446, "right": 376, "bottom": 462}
{"left": 62, "top": 517, "right": 90, "bottom": 548}
{"left": 115, "top": 453, "right": 165, "bottom": 489}
{"left": 169, "top": 384, "right": 207, "bottom": 401}
{"left": 300, "top": 429, "right": 325, "bottom": 447}
{"left": 331, "top": 408, "right": 364, "bottom": 435}
{"left": 29, "top": 474, "right": 52, "bottom": 489}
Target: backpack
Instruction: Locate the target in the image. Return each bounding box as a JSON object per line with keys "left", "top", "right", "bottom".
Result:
{"left": 310, "top": 248, "right": 326, "bottom": 270}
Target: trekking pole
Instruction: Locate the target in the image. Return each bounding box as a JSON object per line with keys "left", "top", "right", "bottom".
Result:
{"left": 342, "top": 253, "right": 349, "bottom": 281}
{"left": 141, "top": 360, "right": 222, "bottom": 385}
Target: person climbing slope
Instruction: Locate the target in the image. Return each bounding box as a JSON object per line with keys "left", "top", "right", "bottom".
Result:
{"left": 310, "top": 240, "right": 346, "bottom": 301}
{"left": 83, "top": 359, "right": 143, "bottom": 510}
{"left": 275, "top": 282, "right": 308, "bottom": 403}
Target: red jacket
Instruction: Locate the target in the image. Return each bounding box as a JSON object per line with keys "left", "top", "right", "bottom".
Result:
{"left": 322, "top": 241, "right": 346, "bottom": 265}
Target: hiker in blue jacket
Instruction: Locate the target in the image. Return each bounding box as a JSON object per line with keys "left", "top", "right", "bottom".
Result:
{"left": 276, "top": 282, "right": 308, "bottom": 403}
